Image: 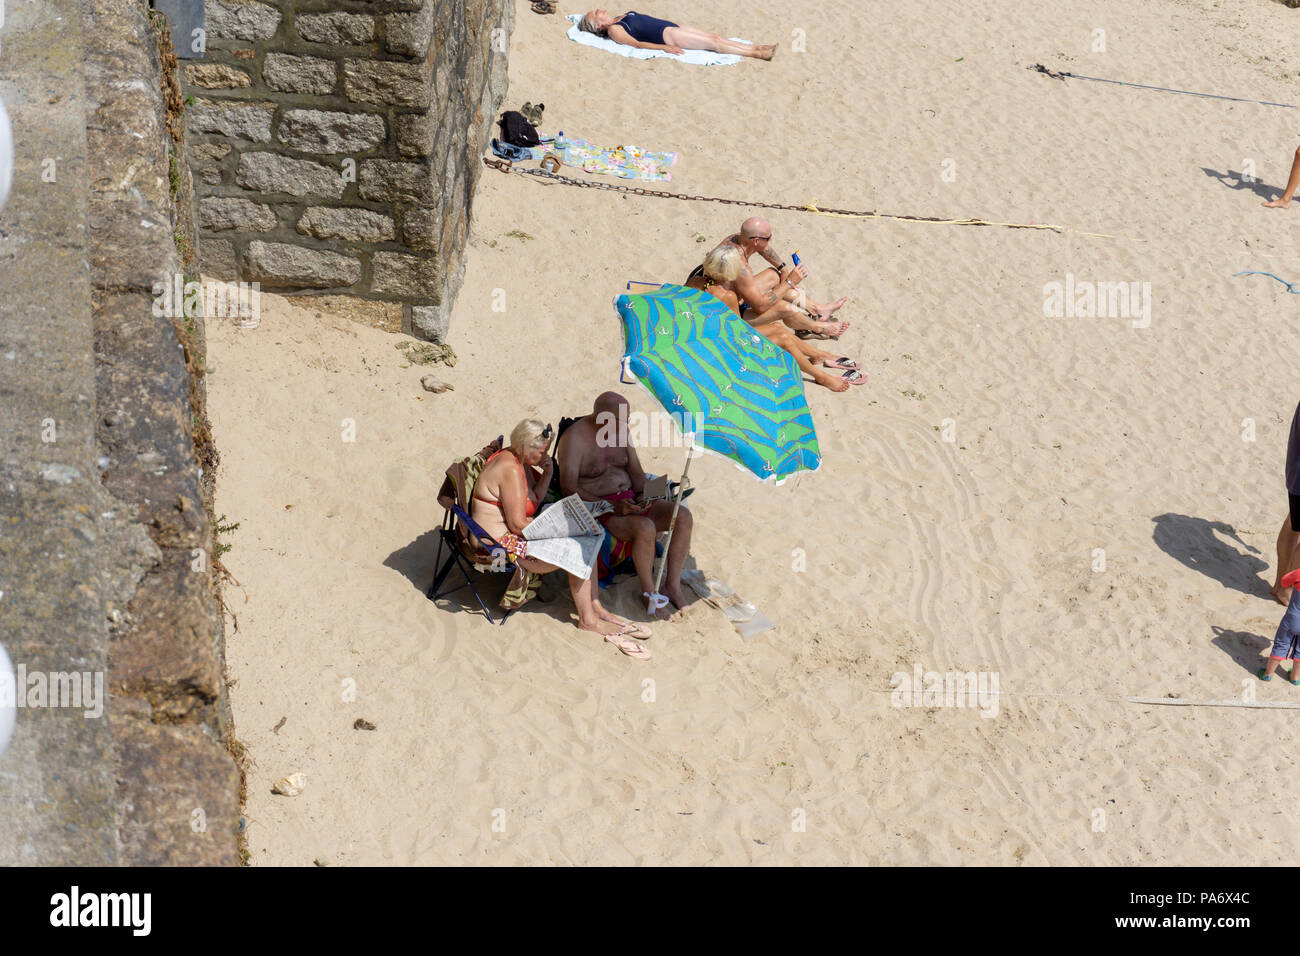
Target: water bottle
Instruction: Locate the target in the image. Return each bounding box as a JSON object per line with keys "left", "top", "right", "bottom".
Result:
{"left": 555, "top": 130, "right": 567, "bottom": 160}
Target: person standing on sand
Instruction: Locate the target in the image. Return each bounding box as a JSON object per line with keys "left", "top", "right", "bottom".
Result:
{"left": 1261, "top": 141, "right": 1299, "bottom": 210}
{"left": 1271, "top": 399, "right": 1300, "bottom": 604}
{"left": 578, "top": 9, "right": 776, "bottom": 60}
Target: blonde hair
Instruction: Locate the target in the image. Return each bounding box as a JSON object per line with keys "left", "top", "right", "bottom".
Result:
{"left": 703, "top": 244, "right": 743, "bottom": 283}
{"left": 509, "top": 419, "right": 550, "bottom": 455}
{"left": 578, "top": 13, "right": 603, "bottom": 34}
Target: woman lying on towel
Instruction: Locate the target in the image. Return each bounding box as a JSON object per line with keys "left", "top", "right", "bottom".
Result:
{"left": 471, "top": 418, "right": 653, "bottom": 658}
{"left": 697, "top": 246, "right": 866, "bottom": 392}
{"left": 578, "top": 9, "right": 775, "bottom": 59}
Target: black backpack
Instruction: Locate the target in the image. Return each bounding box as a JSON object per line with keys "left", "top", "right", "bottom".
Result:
{"left": 499, "top": 111, "right": 540, "bottom": 148}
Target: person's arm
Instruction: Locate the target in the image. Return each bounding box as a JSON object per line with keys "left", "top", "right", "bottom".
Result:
{"left": 529, "top": 456, "right": 554, "bottom": 507}
{"left": 607, "top": 23, "right": 684, "bottom": 53}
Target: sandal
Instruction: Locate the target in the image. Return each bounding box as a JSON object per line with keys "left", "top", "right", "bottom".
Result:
{"left": 616, "top": 620, "right": 653, "bottom": 640}
{"left": 822, "top": 356, "right": 859, "bottom": 370}
{"left": 841, "top": 369, "right": 868, "bottom": 385}
{"left": 530, "top": 1, "right": 556, "bottom": 14}
{"left": 605, "top": 631, "right": 652, "bottom": 660}
{"left": 1259, "top": 667, "right": 1273, "bottom": 682}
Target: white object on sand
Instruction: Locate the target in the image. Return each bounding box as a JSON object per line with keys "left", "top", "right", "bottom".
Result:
{"left": 0, "top": 642, "right": 14, "bottom": 758}
{"left": 564, "top": 14, "right": 744, "bottom": 66}
{"left": 273, "top": 773, "right": 306, "bottom": 796}
{"left": 0, "top": 100, "right": 12, "bottom": 214}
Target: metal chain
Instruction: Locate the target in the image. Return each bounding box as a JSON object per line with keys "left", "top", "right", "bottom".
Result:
{"left": 481, "top": 156, "right": 1058, "bottom": 231}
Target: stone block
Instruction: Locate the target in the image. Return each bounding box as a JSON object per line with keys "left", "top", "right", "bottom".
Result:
{"left": 199, "top": 237, "right": 238, "bottom": 278}
{"left": 296, "top": 207, "right": 395, "bottom": 242}
{"left": 411, "top": 304, "right": 448, "bottom": 343}
{"left": 343, "top": 59, "right": 430, "bottom": 109}
{"left": 385, "top": 3, "right": 435, "bottom": 58}
{"left": 371, "top": 251, "right": 437, "bottom": 297}
{"left": 185, "top": 63, "right": 251, "bottom": 88}
{"left": 400, "top": 204, "right": 439, "bottom": 251}
{"left": 237, "top": 152, "right": 346, "bottom": 198}
{"left": 245, "top": 241, "right": 362, "bottom": 288}
{"left": 205, "top": 0, "right": 281, "bottom": 40}
{"left": 395, "top": 112, "right": 434, "bottom": 157}
{"left": 262, "top": 53, "right": 336, "bottom": 95}
{"left": 278, "top": 109, "right": 386, "bottom": 154}
{"left": 188, "top": 98, "right": 274, "bottom": 142}
{"left": 199, "top": 196, "right": 277, "bottom": 232}
{"left": 296, "top": 12, "right": 375, "bottom": 45}
{"left": 358, "top": 159, "right": 430, "bottom": 203}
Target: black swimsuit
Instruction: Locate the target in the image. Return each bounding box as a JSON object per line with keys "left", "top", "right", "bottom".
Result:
{"left": 614, "top": 11, "right": 677, "bottom": 45}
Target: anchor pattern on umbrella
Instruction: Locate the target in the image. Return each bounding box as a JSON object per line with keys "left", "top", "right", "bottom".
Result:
{"left": 616, "top": 284, "right": 821, "bottom": 481}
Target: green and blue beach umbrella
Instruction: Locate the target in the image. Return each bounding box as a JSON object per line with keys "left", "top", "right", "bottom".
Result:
{"left": 615, "top": 283, "right": 821, "bottom": 482}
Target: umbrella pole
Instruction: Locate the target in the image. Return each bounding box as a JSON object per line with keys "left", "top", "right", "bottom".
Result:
{"left": 652, "top": 451, "right": 692, "bottom": 604}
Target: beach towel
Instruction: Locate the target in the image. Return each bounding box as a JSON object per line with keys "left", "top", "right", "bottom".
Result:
{"left": 531, "top": 136, "right": 678, "bottom": 182}
{"left": 564, "top": 14, "right": 744, "bottom": 66}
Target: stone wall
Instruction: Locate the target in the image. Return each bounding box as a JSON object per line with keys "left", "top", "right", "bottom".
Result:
{"left": 185, "top": 0, "right": 512, "bottom": 341}
{"left": 0, "top": 0, "right": 239, "bottom": 865}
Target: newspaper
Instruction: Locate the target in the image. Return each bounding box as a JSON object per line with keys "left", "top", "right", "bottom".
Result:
{"left": 522, "top": 494, "right": 606, "bottom": 578}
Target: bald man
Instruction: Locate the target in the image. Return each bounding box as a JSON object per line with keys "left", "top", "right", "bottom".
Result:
{"left": 557, "top": 392, "right": 694, "bottom": 620}
{"left": 688, "top": 217, "right": 849, "bottom": 338}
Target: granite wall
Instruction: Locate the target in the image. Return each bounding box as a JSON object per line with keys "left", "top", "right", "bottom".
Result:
{"left": 184, "top": 0, "right": 512, "bottom": 341}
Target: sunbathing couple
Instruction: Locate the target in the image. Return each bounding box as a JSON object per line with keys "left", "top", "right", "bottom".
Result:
{"left": 472, "top": 395, "right": 695, "bottom": 659}
{"left": 686, "top": 218, "right": 864, "bottom": 392}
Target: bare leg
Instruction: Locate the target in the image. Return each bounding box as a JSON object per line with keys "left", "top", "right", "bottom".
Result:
{"left": 600, "top": 514, "right": 669, "bottom": 620}
{"left": 519, "top": 555, "right": 622, "bottom": 634}
{"left": 648, "top": 501, "right": 693, "bottom": 609}
{"left": 1272, "top": 513, "right": 1300, "bottom": 603}
{"left": 1263, "top": 146, "right": 1300, "bottom": 209}
{"left": 663, "top": 25, "right": 773, "bottom": 59}
{"left": 757, "top": 323, "right": 851, "bottom": 391}
{"left": 751, "top": 269, "right": 850, "bottom": 331}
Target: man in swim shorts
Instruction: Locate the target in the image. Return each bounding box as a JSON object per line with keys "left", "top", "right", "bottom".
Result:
{"left": 556, "top": 392, "right": 693, "bottom": 620}
{"left": 688, "top": 218, "right": 851, "bottom": 338}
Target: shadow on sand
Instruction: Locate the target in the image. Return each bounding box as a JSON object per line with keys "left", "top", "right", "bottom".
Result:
{"left": 1209, "top": 625, "right": 1271, "bottom": 677}
{"left": 1151, "top": 513, "right": 1270, "bottom": 598}
{"left": 1199, "top": 166, "right": 1285, "bottom": 203}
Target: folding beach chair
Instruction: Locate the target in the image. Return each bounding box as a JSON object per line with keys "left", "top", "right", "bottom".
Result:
{"left": 427, "top": 436, "right": 540, "bottom": 625}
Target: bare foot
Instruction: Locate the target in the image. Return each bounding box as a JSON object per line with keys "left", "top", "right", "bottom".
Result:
{"left": 1272, "top": 584, "right": 1292, "bottom": 605}
{"left": 1263, "top": 197, "right": 1293, "bottom": 209}
{"left": 816, "top": 319, "right": 849, "bottom": 338}
{"left": 811, "top": 367, "right": 850, "bottom": 392}
{"left": 597, "top": 607, "right": 652, "bottom": 639}
{"left": 663, "top": 586, "right": 690, "bottom": 612}
{"left": 817, "top": 297, "right": 848, "bottom": 319}
{"left": 759, "top": 45, "right": 775, "bottom": 60}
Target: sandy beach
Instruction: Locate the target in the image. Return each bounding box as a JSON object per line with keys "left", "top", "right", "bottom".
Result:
{"left": 207, "top": 0, "right": 1300, "bottom": 864}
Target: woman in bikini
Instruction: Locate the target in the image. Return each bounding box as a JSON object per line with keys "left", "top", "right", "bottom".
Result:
{"left": 694, "top": 246, "right": 866, "bottom": 392}
{"left": 578, "top": 10, "right": 775, "bottom": 60}
{"left": 471, "top": 419, "right": 652, "bottom": 659}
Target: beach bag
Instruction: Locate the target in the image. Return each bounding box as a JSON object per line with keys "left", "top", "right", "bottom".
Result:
{"left": 499, "top": 110, "right": 540, "bottom": 148}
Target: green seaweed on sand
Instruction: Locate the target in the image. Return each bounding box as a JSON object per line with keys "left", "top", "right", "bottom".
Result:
{"left": 395, "top": 340, "right": 457, "bottom": 367}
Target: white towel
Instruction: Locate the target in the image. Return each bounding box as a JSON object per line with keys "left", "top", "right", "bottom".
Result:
{"left": 564, "top": 14, "right": 744, "bottom": 66}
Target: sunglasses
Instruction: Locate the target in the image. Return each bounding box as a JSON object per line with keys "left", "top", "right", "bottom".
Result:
{"left": 751, "top": 235, "right": 771, "bottom": 241}
{"left": 541, "top": 423, "right": 553, "bottom": 439}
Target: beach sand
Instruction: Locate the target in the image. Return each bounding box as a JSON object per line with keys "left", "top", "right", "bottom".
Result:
{"left": 207, "top": 0, "right": 1300, "bottom": 864}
